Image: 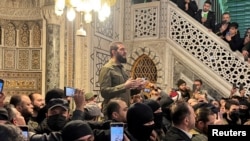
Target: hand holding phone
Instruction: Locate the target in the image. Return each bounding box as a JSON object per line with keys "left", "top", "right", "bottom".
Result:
{"left": 110, "top": 122, "right": 124, "bottom": 141}
{"left": 0, "top": 79, "right": 4, "bottom": 93}
{"left": 19, "top": 126, "right": 29, "bottom": 141}
{"left": 64, "top": 86, "right": 76, "bottom": 97}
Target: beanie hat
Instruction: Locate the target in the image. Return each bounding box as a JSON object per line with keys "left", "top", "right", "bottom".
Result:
{"left": 62, "top": 120, "right": 93, "bottom": 141}
{"left": 177, "top": 79, "right": 186, "bottom": 87}
{"left": 127, "top": 103, "right": 154, "bottom": 127}
{"left": 144, "top": 99, "right": 160, "bottom": 112}
{"left": 45, "top": 88, "right": 65, "bottom": 104}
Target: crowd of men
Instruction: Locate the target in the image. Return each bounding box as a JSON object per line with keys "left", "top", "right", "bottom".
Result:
{"left": 173, "top": 0, "right": 250, "bottom": 62}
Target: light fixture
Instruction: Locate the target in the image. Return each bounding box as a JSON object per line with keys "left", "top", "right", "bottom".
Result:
{"left": 76, "top": 12, "right": 86, "bottom": 37}
{"left": 54, "top": 0, "right": 117, "bottom": 23}
{"left": 76, "top": 24, "right": 87, "bottom": 37}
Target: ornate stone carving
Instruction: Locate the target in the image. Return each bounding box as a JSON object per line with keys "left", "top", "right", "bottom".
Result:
{"left": 0, "top": 8, "right": 41, "bottom": 20}
{"left": 3, "top": 49, "right": 15, "bottom": 69}
{"left": 132, "top": 3, "right": 160, "bottom": 39}
{"left": 169, "top": 7, "right": 250, "bottom": 93}
{"left": 19, "top": 23, "right": 30, "bottom": 47}
{"left": 17, "top": 50, "right": 29, "bottom": 70}
{"left": 32, "top": 24, "right": 41, "bottom": 47}
{"left": 0, "top": 71, "right": 42, "bottom": 96}
{"left": 4, "top": 22, "right": 16, "bottom": 47}
{"left": 93, "top": 49, "right": 110, "bottom": 90}
{"left": 42, "top": 5, "right": 65, "bottom": 25}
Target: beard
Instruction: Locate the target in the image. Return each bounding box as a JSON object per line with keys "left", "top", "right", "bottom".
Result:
{"left": 116, "top": 53, "right": 127, "bottom": 63}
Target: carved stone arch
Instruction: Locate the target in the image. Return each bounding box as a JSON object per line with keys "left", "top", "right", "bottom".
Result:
{"left": 4, "top": 22, "right": 16, "bottom": 46}
{"left": 32, "top": 23, "right": 41, "bottom": 47}
{"left": 19, "top": 23, "right": 30, "bottom": 47}
{"left": 127, "top": 46, "right": 164, "bottom": 84}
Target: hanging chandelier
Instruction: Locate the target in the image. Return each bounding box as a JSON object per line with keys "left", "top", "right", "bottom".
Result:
{"left": 54, "top": 0, "right": 116, "bottom": 23}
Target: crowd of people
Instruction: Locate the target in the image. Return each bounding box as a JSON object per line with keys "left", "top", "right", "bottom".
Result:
{"left": 173, "top": 0, "right": 250, "bottom": 62}
{"left": 1, "top": 41, "right": 249, "bottom": 141}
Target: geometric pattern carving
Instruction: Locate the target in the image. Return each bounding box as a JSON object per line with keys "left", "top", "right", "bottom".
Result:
{"left": 19, "top": 23, "right": 29, "bottom": 47}
{"left": 4, "top": 22, "right": 16, "bottom": 46}
{"left": 17, "top": 49, "right": 29, "bottom": 70}
{"left": 95, "top": 8, "right": 114, "bottom": 41}
{"left": 0, "top": 71, "right": 42, "bottom": 96}
{"left": 133, "top": 6, "right": 159, "bottom": 38}
{"left": 3, "top": 49, "right": 15, "bottom": 69}
{"left": 127, "top": 46, "right": 164, "bottom": 85}
{"left": 93, "top": 49, "right": 110, "bottom": 90}
{"left": 31, "top": 50, "right": 41, "bottom": 70}
{"left": 131, "top": 54, "right": 157, "bottom": 83}
{"left": 32, "top": 24, "right": 41, "bottom": 47}
{"left": 169, "top": 8, "right": 250, "bottom": 94}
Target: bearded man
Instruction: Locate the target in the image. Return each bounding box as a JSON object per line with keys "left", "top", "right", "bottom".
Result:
{"left": 98, "top": 41, "right": 144, "bottom": 119}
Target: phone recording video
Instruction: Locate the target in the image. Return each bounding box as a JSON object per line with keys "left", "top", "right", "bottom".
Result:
{"left": 19, "top": 126, "right": 29, "bottom": 141}
{"left": 0, "top": 79, "right": 4, "bottom": 93}
{"left": 110, "top": 122, "right": 124, "bottom": 141}
{"left": 144, "top": 88, "right": 151, "bottom": 93}
{"left": 64, "top": 86, "right": 76, "bottom": 97}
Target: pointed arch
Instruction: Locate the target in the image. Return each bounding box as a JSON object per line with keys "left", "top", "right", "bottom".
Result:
{"left": 127, "top": 46, "right": 164, "bottom": 84}
{"left": 4, "top": 22, "right": 16, "bottom": 46}
{"left": 32, "top": 23, "right": 41, "bottom": 47}
{"left": 131, "top": 54, "right": 157, "bottom": 83}
{"left": 19, "top": 23, "right": 30, "bottom": 47}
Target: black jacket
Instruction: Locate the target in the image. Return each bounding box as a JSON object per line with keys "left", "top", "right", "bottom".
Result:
{"left": 195, "top": 10, "right": 215, "bottom": 31}
{"left": 176, "top": 0, "right": 198, "bottom": 17}
{"left": 163, "top": 126, "right": 192, "bottom": 141}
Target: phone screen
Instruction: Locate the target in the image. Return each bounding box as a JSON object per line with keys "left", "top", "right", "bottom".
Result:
{"left": 19, "top": 126, "right": 29, "bottom": 141}
{"left": 64, "top": 87, "right": 76, "bottom": 97}
{"left": 110, "top": 122, "right": 124, "bottom": 141}
{"left": 0, "top": 79, "right": 4, "bottom": 93}
{"left": 144, "top": 88, "right": 151, "bottom": 93}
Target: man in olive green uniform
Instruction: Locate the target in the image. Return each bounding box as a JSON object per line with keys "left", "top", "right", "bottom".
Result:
{"left": 98, "top": 41, "right": 143, "bottom": 117}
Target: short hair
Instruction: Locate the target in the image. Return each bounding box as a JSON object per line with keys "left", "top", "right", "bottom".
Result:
{"left": 204, "top": 0, "right": 212, "bottom": 5}
{"left": 171, "top": 101, "right": 191, "bottom": 126}
{"left": 229, "top": 22, "right": 239, "bottom": 29}
{"left": 195, "top": 107, "right": 214, "bottom": 123}
{"left": 45, "top": 88, "right": 65, "bottom": 104}
{"left": 194, "top": 79, "right": 203, "bottom": 85}
{"left": 109, "top": 41, "right": 123, "bottom": 57}
{"left": 225, "top": 99, "right": 239, "bottom": 110}
{"left": 222, "top": 12, "right": 230, "bottom": 16}
{"left": 0, "top": 124, "right": 26, "bottom": 141}
{"left": 9, "top": 95, "right": 22, "bottom": 107}
{"left": 3, "top": 104, "right": 16, "bottom": 122}
{"left": 106, "top": 98, "right": 124, "bottom": 120}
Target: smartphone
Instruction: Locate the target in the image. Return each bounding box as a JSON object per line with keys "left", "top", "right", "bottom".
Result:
{"left": 64, "top": 86, "right": 76, "bottom": 97}
{"left": 110, "top": 122, "right": 124, "bottom": 141}
{"left": 19, "top": 126, "right": 29, "bottom": 141}
{"left": 0, "top": 79, "right": 4, "bottom": 93}
{"left": 144, "top": 88, "right": 151, "bottom": 93}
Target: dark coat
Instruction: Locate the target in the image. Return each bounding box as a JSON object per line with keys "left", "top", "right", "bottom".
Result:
{"left": 163, "top": 126, "right": 192, "bottom": 141}
{"left": 195, "top": 10, "right": 215, "bottom": 31}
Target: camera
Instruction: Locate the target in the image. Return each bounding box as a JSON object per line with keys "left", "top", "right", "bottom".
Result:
{"left": 64, "top": 86, "right": 76, "bottom": 97}
{"left": 110, "top": 122, "right": 124, "bottom": 141}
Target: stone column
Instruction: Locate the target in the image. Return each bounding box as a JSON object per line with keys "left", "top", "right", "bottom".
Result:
{"left": 42, "top": 5, "right": 65, "bottom": 92}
